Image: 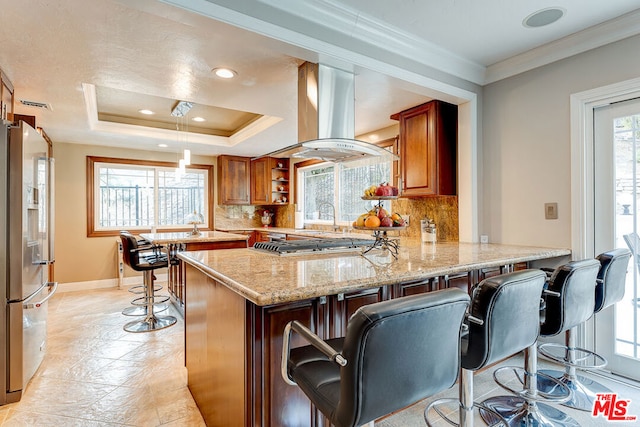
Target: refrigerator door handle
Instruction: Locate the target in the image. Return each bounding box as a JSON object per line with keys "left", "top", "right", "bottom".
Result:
{"left": 23, "top": 282, "right": 58, "bottom": 309}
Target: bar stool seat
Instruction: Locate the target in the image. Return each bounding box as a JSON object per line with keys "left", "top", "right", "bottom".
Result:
{"left": 537, "top": 248, "right": 631, "bottom": 410}
{"left": 481, "top": 258, "right": 601, "bottom": 427}
{"left": 282, "top": 288, "right": 470, "bottom": 427}
{"left": 120, "top": 231, "right": 177, "bottom": 333}
{"left": 425, "top": 269, "right": 546, "bottom": 427}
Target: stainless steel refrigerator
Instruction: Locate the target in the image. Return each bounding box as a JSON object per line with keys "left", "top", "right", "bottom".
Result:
{"left": 1, "top": 120, "right": 56, "bottom": 405}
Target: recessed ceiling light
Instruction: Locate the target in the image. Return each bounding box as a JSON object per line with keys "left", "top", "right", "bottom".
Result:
{"left": 158, "top": 143, "right": 168, "bottom": 148}
{"left": 212, "top": 67, "right": 237, "bottom": 79}
{"left": 192, "top": 116, "right": 206, "bottom": 122}
{"left": 523, "top": 7, "right": 565, "bottom": 28}
{"left": 139, "top": 109, "right": 155, "bottom": 115}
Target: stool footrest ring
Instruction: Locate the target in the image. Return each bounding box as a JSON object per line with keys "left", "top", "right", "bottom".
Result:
{"left": 493, "top": 366, "right": 571, "bottom": 403}
{"left": 131, "top": 294, "right": 170, "bottom": 307}
{"left": 128, "top": 283, "right": 161, "bottom": 294}
{"left": 538, "top": 342, "right": 607, "bottom": 370}
{"left": 424, "top": 397, "right": 509, "bottom": 427}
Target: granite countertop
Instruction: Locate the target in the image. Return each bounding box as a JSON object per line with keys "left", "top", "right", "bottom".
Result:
{"left": 140, "top": 230, "right": 249, "bottom": 244}
{"left": 178, "top": 241, "right": 570, "bottom": 306}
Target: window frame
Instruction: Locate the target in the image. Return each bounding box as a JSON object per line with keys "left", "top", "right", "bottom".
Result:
{"left": 86, "top": 156, "right": 214, "bottom": 237}
{"left": 293, "top": 137, "right": 398, "bottom": 226}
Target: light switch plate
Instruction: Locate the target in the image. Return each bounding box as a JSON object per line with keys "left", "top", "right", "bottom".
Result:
{"left": 545, "top": 203, "right": 558, "bottom": 220}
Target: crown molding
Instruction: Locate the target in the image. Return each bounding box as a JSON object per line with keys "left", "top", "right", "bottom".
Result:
{"left": 260, "top": 0, "right": 487, "bottom": 85}
{"left": 82, "top": 83, "right": 280, "bottom": 148}
{"left": 485, "top": 9, "right": 640, "bottom": 84}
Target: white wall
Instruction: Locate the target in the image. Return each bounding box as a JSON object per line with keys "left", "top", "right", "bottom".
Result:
{"left": 482, "top": 34, "right": 640, "bottom": 247}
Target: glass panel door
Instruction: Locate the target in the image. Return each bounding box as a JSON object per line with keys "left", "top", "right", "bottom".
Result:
{"left": 594, "top": 99, "right": 640, "bottom": 381}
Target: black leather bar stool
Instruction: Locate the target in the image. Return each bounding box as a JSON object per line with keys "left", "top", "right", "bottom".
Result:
{"left": 537, "top": 248, "right": 631, "bottom": 410}
{"left": 424, "top": 269, "right": 547, "bottom": 427}
{"left": 281, "top": 288, "right": 470, "bottom": 427}
{"left": 120, "top": 231, "right": 177, "bottom": 333}
{"left": 481, "top": 258, "right": 601, "bottom": 427}
{"left": 121, "top": 234, "right": 168, "bottom": 317}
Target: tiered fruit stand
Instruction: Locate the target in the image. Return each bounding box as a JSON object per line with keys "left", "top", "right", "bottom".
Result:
{"left": 354, "top": 196, "right": 406, "bottom": 258}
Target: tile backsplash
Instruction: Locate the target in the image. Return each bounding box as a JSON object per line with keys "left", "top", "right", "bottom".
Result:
{"left": 215, "top": 205, "right": 271, "bottom": 229}
{"left": 262, "top": 196, "right": 459, "bottom": 241}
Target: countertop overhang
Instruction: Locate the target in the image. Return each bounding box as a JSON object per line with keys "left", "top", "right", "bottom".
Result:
{"left": 140, "top": 230, "right": 249, "bottom": 244}
{"left": 178, "top": 241, "right": 570, "bottom": 306}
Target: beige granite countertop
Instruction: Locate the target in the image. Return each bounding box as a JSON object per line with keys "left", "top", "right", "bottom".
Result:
{"left": 140, "top": 230, "right": 249, "bottom": 244}
{"left": 178, "top": 241, "right": 570, "bottom": 306}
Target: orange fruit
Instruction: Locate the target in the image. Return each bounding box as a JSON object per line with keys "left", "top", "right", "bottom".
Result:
{"left": 364, "top": 215, "right": 381, "bottom": 228}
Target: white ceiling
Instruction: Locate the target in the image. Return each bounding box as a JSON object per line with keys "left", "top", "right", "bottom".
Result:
{"left": 1, "top": 0, "right": 639, "bottom": 157}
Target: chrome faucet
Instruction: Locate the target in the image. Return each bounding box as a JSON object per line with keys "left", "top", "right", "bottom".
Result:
{"left": 317, "top": 202, "right": 340, "bottom": 232}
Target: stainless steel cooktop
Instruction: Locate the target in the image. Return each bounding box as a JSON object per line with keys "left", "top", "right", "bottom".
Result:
{"left": 253, "top": 237, "right": 376, "bottom": 256}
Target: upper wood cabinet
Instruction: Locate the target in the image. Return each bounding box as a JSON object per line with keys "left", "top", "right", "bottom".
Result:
{"left": 251, "top": 157, "right": 289, "bottom": 205}
{"left": 218, "top": 155, "right": 250, "bottom": 205}
{"left": 391, "top": 100, "right": 457, "bottom": 197}
{"left": 251, "top": 157, "right": 271, "bottom": 204}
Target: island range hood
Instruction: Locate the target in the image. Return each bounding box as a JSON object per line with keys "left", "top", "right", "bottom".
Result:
{"left": 264, "top": 62, "right": 396, "bottom": 163}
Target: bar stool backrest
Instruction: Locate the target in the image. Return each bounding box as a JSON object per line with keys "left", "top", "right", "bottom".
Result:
{"left": 334, "top": 289, "right": 470, "bottom": 427}
{"left": 462, "top": 269, "right": 547, "bottom": 371}
{"left": 120, "top": 231, "right": 157, "bottom": 272}
{"left": 540, "top": 258, "right": 600, "bottom": 337}
{"left": 595, "top": 248, "right": 631, "bottom": 313}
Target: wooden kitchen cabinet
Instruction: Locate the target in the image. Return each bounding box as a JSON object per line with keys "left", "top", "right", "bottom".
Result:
{"left": 218, "top": 155, "right": 250, "bottom": 205}
{"left": 391, "top": 100, "right": 457, "bottom": 197}
{"left": 251, "top": 156, "right": 289, "bottom": 205}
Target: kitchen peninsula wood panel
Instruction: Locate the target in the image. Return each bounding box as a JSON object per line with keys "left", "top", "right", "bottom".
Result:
{"left": 179, "top": 242, "right": 570, "bottom": 426}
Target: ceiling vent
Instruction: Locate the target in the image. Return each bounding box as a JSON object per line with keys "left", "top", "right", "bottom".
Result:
{"left": 19, "top": 99, "right": 53, "bottom": 110}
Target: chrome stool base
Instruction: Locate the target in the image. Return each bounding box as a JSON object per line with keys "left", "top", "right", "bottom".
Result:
{"left": 425, "top": 397, "right": 508, "bottom": 427}
{"left": 537, "top": 369, "right": 612, "bottom": 411}
{"left": 124, "top": 314, "right": 177, "bottom": 333}
{"left": 122, "top": 303, "right": 168, "bottom": 316}
{"left": 480, "top": 397, "right": 580, "bottom": 427}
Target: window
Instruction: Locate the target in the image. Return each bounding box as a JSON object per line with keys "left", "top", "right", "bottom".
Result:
{"left": 87, "top": 156, "right": 213, "bottom": 237}
{"left": 297, "top": 140, "right": 395, "bottom": 225}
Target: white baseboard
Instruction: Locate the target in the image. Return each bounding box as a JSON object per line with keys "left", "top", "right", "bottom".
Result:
{"left": 57, "top": 273, "right": 168, "bottom": 293}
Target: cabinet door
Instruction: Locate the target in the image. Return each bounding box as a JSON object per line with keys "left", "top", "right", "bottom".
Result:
{"left": 218, "top": 155, "right": 250, "bottom": 205}
{"left": 251, "top": 157, "right": 271, "bottom": 204}
{"left": 401, "top": 102, "right": 438, "bottom": 196}
{"left": 328, "top": 287, "right": 387, "bottom": 338}
{"left": 394, "top": 100, "right": 457, "bottom": 197}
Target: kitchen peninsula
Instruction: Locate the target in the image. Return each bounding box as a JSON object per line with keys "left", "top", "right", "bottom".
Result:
{"left": 178, "top": 241, "right": 570, "bottom": 426}
{"left": 139, "top": 231, "right": 248, "bottom": 316}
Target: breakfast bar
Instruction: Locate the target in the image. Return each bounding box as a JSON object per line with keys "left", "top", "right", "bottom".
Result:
{"left": 139, "top": 231, "right": 248, "bottom": 316}
{"left": 178, "top": 241, "right": 570, "bottom": 426}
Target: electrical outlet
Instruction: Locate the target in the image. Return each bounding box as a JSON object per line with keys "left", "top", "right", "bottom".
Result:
{"left": 545, "top": 203, "right": 558, "bottom": 220}
{"left": 480, "top": 235, "right": 489, "bottom": 244}
{"left": 400, "top": 214, "right": 409, "bottom": 226}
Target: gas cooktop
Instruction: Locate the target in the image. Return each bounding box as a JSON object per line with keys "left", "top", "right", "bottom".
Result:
{"left": 253, "top": 237, "right": 376, "bottom": 256}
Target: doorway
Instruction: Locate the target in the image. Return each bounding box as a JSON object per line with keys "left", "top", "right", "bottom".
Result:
{"left": 593, "top": 98, "right": 640, "bottom": 381}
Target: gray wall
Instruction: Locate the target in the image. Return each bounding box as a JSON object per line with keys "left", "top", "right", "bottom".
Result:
{"left": 482, "top": 34, "right": 640, "bottom": 247}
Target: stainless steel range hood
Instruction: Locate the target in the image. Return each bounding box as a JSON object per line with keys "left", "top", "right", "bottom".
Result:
{"left": 263, "top": 62, "right": 396, "bottom": 163}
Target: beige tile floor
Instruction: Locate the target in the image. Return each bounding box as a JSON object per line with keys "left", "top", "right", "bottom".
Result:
{"left": 0, "top": 287, "right": 205, "bottom": 426}
{"left": 1, "top": 286, "right": 639, "bottom": 426}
